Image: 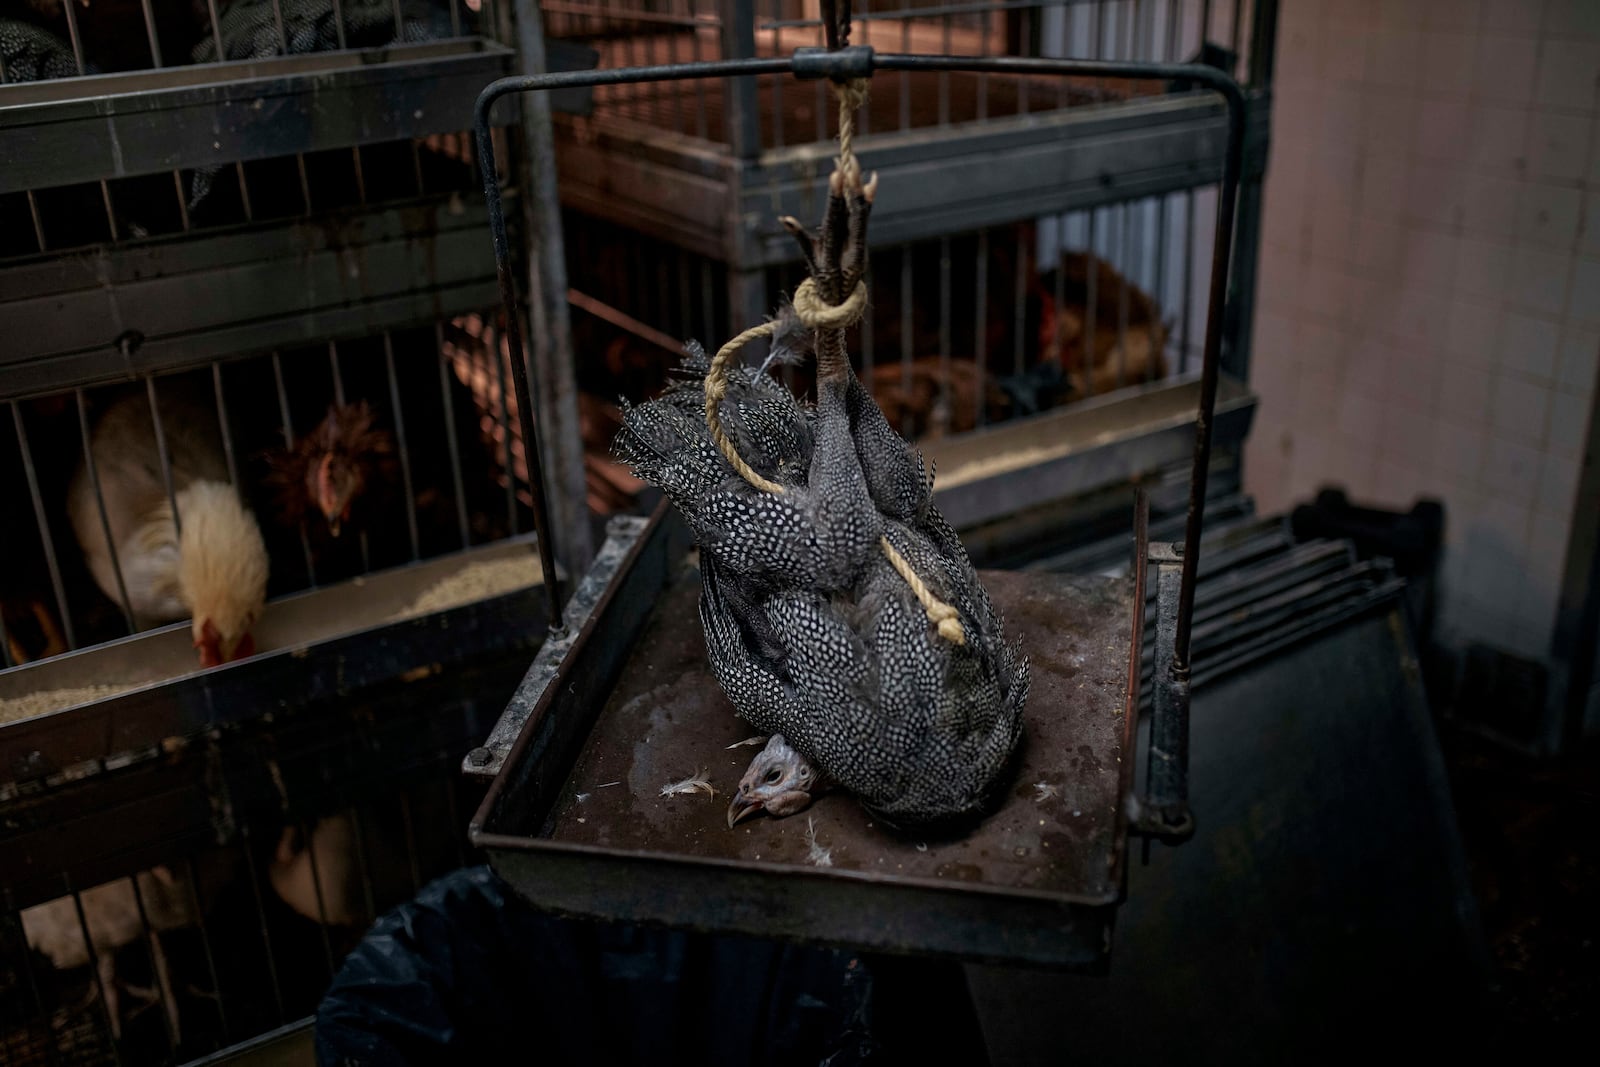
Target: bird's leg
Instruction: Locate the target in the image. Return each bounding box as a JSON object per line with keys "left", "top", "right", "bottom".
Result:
{"left": 32, "top": 601, "right": 66, "bottom": 659}
{"left": 838, "top": 170, "right": 877, "bottom": 298}
{"left": 152, "top": 931, "right": 181, "bottom": 1048}
{"left": 779, "top": 216, "right": 821, "bottom": 278}
{"left": 98, "top": 952, "right": 122, "bottom": 1041}
{"left": 816, "top": 173, "right": 851, "bottom": 305}
{"left": 812, "top": 164, "right": 875, "bottom": 385}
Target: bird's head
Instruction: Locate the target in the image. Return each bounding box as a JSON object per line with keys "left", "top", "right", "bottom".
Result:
{"left": 193, "top": 616, "right": 257, "bottom": 669}
{"left": 177, "top": 482, "right": 269, "bottom": 669}
{"left": 311, "top": 450, "right": 363, "bottom": 538}
{"left": 309, "top": 402, "right": 393, "bottom": 537}
{"left": 726, "top": 735, "right": 823, "bottom": 828}
{"left": 266, "top": 402, "right": 394, "bottom": 538}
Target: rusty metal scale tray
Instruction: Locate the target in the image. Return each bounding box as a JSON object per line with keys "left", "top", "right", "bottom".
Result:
{"left": 471, "top": 506, "right": 1142, "bottom": 969}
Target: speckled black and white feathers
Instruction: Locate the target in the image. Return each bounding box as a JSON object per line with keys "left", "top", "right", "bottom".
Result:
{"left": 614, "top": 328, "right": 1028, "bottom": 826}
{"left": 1, "top": 17, "right": 84, "bottom": 82}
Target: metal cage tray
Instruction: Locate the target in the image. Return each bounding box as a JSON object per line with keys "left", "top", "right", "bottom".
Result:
{"left": 472, "top": 508, "right": 1141, "bottom": 969}
{"left": 0, "top": 39, "right": 599, "bottom": 194}
{"left": 0, "top": 535, "right": 548, "bottom": 788}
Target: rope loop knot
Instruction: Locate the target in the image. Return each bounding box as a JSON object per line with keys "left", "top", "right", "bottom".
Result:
{"left": 697, "top": 72, "right": 964, "bottom": 645}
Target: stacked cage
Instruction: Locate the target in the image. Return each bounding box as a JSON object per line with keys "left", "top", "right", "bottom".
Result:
{"left": 550, "top": 0, "right": 1275, "bottom": 537}
{"left": 0, "top": 2, "right": 576, "bottom": 1062}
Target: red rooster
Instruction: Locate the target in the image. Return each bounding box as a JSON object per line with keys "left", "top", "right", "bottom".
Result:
{"left": 264, "top": 401, "right": 397, "bottom": 539}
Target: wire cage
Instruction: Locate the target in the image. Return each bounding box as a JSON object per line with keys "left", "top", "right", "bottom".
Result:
{"left": 1, "top": 6, "right": 580, "bottom": 1063}
{"left": 0, "top": 651, "right": 518, "bottom": 1066}
{"left": 543, "top": 0, "right": 1273, "bottom": 528}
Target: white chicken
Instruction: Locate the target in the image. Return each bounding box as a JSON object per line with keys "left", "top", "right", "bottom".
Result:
{"left": 21, "top": 866, "right": 193, "bottom": 1042}
{"left": 68, "top": 388, "right": 269, "bottom": 667}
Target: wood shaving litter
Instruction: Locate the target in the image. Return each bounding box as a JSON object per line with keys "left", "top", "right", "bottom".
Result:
{"left": 0, "top": 684, "right": 135, "bottom": 725}
{"left": 389, "top": 556, "right": 542, "bottom": 622}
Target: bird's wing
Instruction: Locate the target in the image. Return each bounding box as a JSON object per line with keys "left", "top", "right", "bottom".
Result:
{"left": 697, "top": 555, "right": 805, "bottom": 735}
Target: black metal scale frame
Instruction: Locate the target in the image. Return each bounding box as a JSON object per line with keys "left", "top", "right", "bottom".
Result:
{"left": 469, "top": 24, "right": 1247, "bottom": 959}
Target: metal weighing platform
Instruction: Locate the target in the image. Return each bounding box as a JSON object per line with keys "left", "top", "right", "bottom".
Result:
{"left": 470, "top": 507, "right": 1144, "bottom": 969}
{"left": 464, "top": 16, "right": 1245, "bottom": 971}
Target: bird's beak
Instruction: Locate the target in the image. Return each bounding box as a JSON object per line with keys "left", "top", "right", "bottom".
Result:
{"left": 726, "top": 792, "right": 763, "bottom": 829}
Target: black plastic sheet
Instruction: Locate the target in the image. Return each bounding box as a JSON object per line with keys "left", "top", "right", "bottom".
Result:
{"left": 315, "top": 865, "right": 931, "bottom": 1066}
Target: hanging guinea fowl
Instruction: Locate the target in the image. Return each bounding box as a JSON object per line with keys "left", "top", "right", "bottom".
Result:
{"left": 613, "top": 73, "right": 1028, "bottom": 831}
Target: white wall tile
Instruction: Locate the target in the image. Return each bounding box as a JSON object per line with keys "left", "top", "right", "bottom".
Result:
{"left": 1401, "top": 228, "right": 1461, "bottom": 293}
{"left": 1527, "top": 521, "right": 1572, "bottom": 614}
{"left": 1370, "top": 28, "right": 1427, "bottom": 89}
{"left": 1310, "top": 201, "right": 1357, "bottom": 265}
{"left": 1484, "top": 0, "right": 1544, "bottom": 35}
{"left": 1570, "top": 256, "right": 1600, "bottom": 324}
{"left": 1359, "top": 159, "right": 1411, "bottom": 221}
{"left": 1526, "top": 110, "right": 1594, "bottom": 181}
{"left": 1544, "top": 0, "right": 1600, "bottom": 42}
{"left": 1422, "top": 31, "right": 1477, "bottom": 95}
{"left": 1468, "top": 105, "right": 1532, "bottom": 174}
{"left": 1459, "top": 174, "right": 1522, "bottom": 238}
{"left": 1583, "top": 191, "right": 1600, "bottom": 255}
{"left": 1380, "top": 401, "right": 1437, "bottom": 462}
{"left": 1278, "top": 23, "right": 1319, "bottom": 88}
{"left": 1325, "top": 433, "right": 1383, "bottom": 498}
{"left": 1431, "top": 416, "right": 1487, "bottom": 480}
{"left": 1296, "top": 320, "right": 1347, "bottom": 384}
{"left": 1337, "top": 389, "right": 1385, "bottom": 441}
{"left": 1437, "top": 364, "right": 1495, "bottom": 421}
{"left": 1366, "top": 92, "right": 1420, "bottom": 158}
{"left": 1510, "top": 244, "right": 1574, "bottom": 314}
{"left": 1319, "top": 23, "right": 1369, "bottom": 85}
{"left": 1426, "top": 0, "right": 1484, "bottom": 32}
{"left": 1446, "top": 298, "right": 1506, "bottom": 367}
{"left": 1320, "top": 86, "right": 1367, "bottom": 152}
{"left": 1534, "top": 40, "right": 1600, "bottom": 111}
{"left": 1454, "top": 235, "right": 1515, "bottom": 298}
{"left": 1352, "top": 219, "right": 1402, "bottom": 287}
{"left": 1556, "top": 325, "right": 1600, "bottom": 392}
{"left": 1300, "top": 263, "right": 1353, "bottom": 321}
{"left": 1295, "top": 363, "right": 1343, "bottom": 425}
{"left": 1387, "top": 344, "right": 1441, "bottom": 407}
{"left": 1537, "top": 453, "right": 1582, "bottom": 518}
{"left": 1489, "top": 374, "right": 1553, "bottom": 444}
{"left": 1515, "top": 182, "right": 1584, "bottom": 248}
{"left": 1592, "top": 113, "right": 1600, "bottom": 181}
{"left": 1415, "top": 98, "right": 1473, "bottom": 161}
{"left": 1499, "top": 311, "right": 1563, "bottom": 379}
{"left": 1248, "top": 0, "right": 1600, "bottom": 667}
{"left": 1377, "top": 0, "right": 1425, "bottom": 29}
{"left": 1546, "top": 390, "right": 1591, "bottom": 455}
{"left": 1474, "top": 35, "right": 1541, "bottom": 104}
{"left": 1263, "top": 181, "right": 1307, "bottom": 253}
{"left": 1379, "top": 289, "right": 1452, "bottom": 346}
{"left": 1476, "top": 491, "right": 1536, "bottom": 554}
{"left": 1344, "top": 335, "right": 1394, "bottom": 399}
{"left": 1309, "top": 149, "right": 1364, "bottom": 211}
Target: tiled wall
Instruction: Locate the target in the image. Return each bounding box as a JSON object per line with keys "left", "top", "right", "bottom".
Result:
{"left": 1244, "top": 0, "right": 1599, "bottom": 661}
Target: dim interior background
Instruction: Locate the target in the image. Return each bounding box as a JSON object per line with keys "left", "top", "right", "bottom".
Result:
{"left": 0, "top": 0, "right": 1593, "bottom": 1063}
